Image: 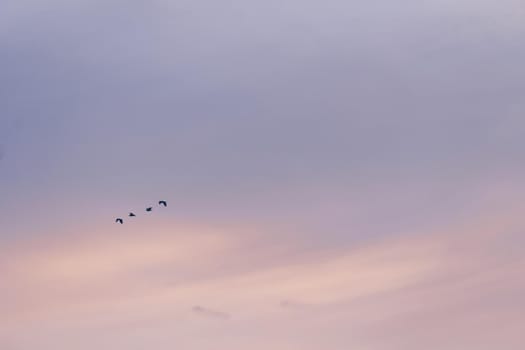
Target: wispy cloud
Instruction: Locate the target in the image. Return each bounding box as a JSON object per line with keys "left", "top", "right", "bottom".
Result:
{"left": 2, "top": 192, "right": 524, "bottom": 349}
{"left": 192, "top": 306, "right": 230, "bottom": 320}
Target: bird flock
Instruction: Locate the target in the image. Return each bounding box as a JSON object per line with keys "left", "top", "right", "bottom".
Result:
{"left": 115, "top": 200, "right": 167, "bottom": 224}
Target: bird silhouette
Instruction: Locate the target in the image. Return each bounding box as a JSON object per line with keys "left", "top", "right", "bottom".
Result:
{"left": 115, "top": 201, "right": 166, "bottom": 223}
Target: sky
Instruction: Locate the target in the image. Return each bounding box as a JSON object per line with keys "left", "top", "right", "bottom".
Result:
{"left": 1, "top": 0, "right": 524, "bottom": 349}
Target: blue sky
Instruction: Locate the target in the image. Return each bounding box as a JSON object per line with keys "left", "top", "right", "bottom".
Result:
{"left": 1, "top": 1, "right": 524, "bottom": 349}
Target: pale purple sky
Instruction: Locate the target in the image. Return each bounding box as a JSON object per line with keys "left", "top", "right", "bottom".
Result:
{"left": 1, "top": 1, "right": 524, "bottom": 349}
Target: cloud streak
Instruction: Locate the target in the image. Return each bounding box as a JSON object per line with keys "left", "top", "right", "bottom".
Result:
{"left": 2, "top": 187, "right": 524, "bottom": 349}
{"left": 192, "top": 306, "right": 230, "bottom": 320}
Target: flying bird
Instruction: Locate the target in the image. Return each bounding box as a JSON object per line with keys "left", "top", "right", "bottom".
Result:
{"left": 115, "top": 201, "right": 166, "bottom": 224}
